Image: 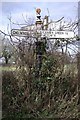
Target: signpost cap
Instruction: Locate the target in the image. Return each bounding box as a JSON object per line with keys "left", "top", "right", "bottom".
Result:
{"left": 36, "top": 8, "right": 41, "bottom": 14}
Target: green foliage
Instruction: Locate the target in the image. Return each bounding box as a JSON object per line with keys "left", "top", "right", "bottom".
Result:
{"left": 2, "top": 52, "right": 79, "bottom": 119}
{"left": 41, "top": 54, "right": 61, "bottom": 76}
{"left": 2, "top": 46, "right": 12, "bottom": 64}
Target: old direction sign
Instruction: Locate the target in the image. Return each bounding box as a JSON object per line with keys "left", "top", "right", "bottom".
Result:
{"left": 11, "top": 29, "right": 35, "bottom": 37}
{"left": 40, "top": 30, "right": 75, "bottom": 39}
{"left": 11, "top": 29, "right": 75, "bottom": 39}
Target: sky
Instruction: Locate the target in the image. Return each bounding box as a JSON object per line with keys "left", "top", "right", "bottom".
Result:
{"left": 0, "top": 2, "right": 78, "bottom": 34}
{"left": 0, "top": 1, "right": 80, "bottom": 55}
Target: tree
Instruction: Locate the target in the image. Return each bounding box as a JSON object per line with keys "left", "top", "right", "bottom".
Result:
{"left": 2, "top": 45, "right": 12, "bottom": 64}
{"left": 0, "top": 36, "right": 14, "bottom": 64}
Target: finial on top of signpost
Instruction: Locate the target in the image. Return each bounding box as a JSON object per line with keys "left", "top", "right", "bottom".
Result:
{"left": 36, "top": 8, "right": 41, "bottom": 14}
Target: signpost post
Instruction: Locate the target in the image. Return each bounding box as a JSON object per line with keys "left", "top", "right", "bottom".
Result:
{"left": 35, "top": 8, "right": 45, "bottom": 77}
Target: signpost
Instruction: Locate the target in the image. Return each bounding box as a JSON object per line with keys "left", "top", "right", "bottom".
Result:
{"left": 11, "top": 29, "right": 74, "bottom": 39}
{"left": 11, "top": 8, "right": 75, "bottom": 77}
{"left": 11, "top": 29, "right": 35, "bottom": 37}
{"left": 40, "top": 30, "right": 74, "bottom": 39}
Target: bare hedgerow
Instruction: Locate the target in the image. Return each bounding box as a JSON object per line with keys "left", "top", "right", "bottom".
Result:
{"left": 1, "top": 12, "right": 80, "bottom": 118}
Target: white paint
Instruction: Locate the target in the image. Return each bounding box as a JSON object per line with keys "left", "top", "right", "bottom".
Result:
{"left": 40, "top": 30, "right": 75, "bottom": 38}
{"left": 11, "top": 29, "right": 74, "bottom": 38}
{"left": 11, "top": 29, "right": 35, "bottom": 37}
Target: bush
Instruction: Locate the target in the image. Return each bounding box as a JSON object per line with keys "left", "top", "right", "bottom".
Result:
{"left": 2, "top": 52, "right": 79, "bottom": 119}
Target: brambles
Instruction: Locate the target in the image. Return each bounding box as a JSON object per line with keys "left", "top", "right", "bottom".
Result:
{"left": 2, "top": 50, "right": 79, "bottom": 118}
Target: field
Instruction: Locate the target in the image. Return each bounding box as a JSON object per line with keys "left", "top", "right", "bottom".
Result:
{"left": 0, "top": 63, "right": 78, "bottom": 73}
{"left": 0, "top": 65, "right": 16, "bottom": 71}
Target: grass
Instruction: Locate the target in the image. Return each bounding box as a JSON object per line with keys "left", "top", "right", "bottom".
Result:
{"left": 64, "top": 63, "right": 78, "bottom": 74}
{"left": 0, "top": 63, "right": 78, "bottom": 73}
{"left": 0, "top": 65, "right": 16, "bottom": 71}
{"left": 2, "top": 62, "right": 79, "bottom": 119}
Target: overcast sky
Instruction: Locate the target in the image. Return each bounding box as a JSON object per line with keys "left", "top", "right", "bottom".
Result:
{"left": 0, "top": 2, "right": 78, "bottom": 34}
{"left": 0, "top": 1, "right": 79, "bottom": 55}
